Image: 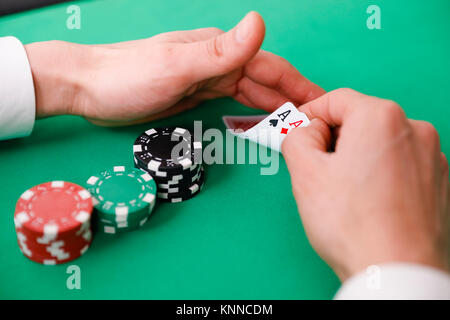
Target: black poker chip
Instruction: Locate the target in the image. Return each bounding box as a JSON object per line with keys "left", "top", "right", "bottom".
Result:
{"left": 157, "top": 169, "right": 205, "bottom": 202}
{"left": 154, "top": 167, "right": 202, "bottom": 188}
{"left": 133, "top": 127, "right": 202, "bottom": 175}
{"left": 133, "top": 127, "right": 206, "bottom": 203}
{"left": 156, "top": 166, "right": 203, "bottom": 192}
{"left": 134, "top": 155, "right": 201, "bottom": 180}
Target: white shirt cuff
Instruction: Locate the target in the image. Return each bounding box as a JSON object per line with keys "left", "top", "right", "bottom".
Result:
{"left": 334, "top": 263, "right": 450, "bottom": 300}
{"left": 0, "top": 36, "right": 35, "bottom": 140}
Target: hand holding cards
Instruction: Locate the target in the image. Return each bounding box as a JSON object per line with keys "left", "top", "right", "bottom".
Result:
{"left": 223, "top": 102, "right": 310, "bottom": 152}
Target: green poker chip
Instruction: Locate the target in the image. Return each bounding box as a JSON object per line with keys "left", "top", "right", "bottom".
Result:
{"left": 86, "top": 166, "right": 157, "bottom": 226}
{"left": 95, "top": 214, "right": 150, "bottom": 234}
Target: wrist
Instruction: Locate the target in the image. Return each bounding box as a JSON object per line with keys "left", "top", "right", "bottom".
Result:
{"left": 24, "top": 40, "right": 90, "bottom": 118}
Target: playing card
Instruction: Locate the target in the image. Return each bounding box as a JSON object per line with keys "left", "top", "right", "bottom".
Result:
{"left": 222, "top": 102, "right": 310, "bottom": 152}
{"left": 222, "top": 115, "right": 267, "bottom": 133}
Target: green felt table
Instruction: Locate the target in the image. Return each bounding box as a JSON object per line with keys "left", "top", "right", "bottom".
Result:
{"left": 0, "top": 0, "right": 449, "bottom": 299}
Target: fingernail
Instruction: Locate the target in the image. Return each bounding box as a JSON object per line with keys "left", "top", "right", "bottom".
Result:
{"left": 235, "top": 13, "right": 252, "bottom": 43}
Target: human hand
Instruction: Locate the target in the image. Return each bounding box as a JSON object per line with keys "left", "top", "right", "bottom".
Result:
{"left": 25, "top": 12, "right": 324, "bottom": 125}
{"left": 282, "top": 88, "right": 449, "bottom": 281}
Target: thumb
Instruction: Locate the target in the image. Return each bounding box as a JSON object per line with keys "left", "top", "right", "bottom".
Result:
{"left": 282, "top": 118, "right": 331, "bottom": 173}
{"left": 184, "top": 11, "right": 265, "bottom": 81}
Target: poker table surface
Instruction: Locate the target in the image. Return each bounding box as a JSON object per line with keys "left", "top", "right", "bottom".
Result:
{"left": 0, "top": 0, "right": 449, "bottom": 299}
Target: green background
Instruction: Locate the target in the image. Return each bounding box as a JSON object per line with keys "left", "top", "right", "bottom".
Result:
{"left": 0, "top": 0, "right": 449, "bottom": 299}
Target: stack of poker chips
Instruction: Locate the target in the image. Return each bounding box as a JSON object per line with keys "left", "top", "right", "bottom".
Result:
{"left": 133, "top": 127, "right": 205, "bottom": 203}
{"left": 14, "top": 181, "right": 93, "bottom": 265}
{"left": 86, "top": 166, "right": 157, "bottom": 234}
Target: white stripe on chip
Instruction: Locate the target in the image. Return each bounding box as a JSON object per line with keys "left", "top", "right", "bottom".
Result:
{"left": 140, "top": 173, "right": 152, "bottom": 182}
{"left": 21, "top": 190, "right": 34, "bottom": 200}
{"left": 143, "top": 193, "right": 155, "bottom": 203}
{"left": 145, "top": 128, "right": 157, "bottom": 136}
{"left": 114, "top": 166, "right": 125, "bottom": 172}
{"left": 133, "top": 145, "right": 142, "bottom": 153}
{"left": 51, "top": 181, "right": 64, "bottom": 188}
{"left": 78, "top": 189, "right": 91, "bottom": 200}
{"left": 87, "top": 176, "right": 99, "bottom": 185}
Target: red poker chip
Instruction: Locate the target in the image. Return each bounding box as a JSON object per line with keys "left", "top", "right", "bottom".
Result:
{"left": 14, "top": 181, "right": 93, "bottom": 238}
{"left": 18, "top": 242, "right": 91, "bottom": 263}
{"left": 19, "top": 244, "right": 89, "bottom": 265}
{"left": 17, "top": 235, "right": 92, "bottom": 257}
{"left": 14, "top": 181, "right": 94, "bottom": 265}
{"left": 17, "top": 224, "right": 92, "bottom": 252}
{"left": 18, "top": 234, "right": 91, "bottom": 260}
{"left": 15, "top": 222, "right": 90, "bottom": 241}
{"left": 15, "top": 222, "right": 92, "bottom": 245}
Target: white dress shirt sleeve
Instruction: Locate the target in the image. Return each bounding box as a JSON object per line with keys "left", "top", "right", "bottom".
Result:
{"left": 0, "top": 36, "right": 35, "bottom": 140}
{"left": 335, "top": 263, "right": 450, "bottom": 300}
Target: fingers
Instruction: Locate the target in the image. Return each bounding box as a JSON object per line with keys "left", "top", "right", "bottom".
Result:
{"left": 243, "top": 50, "right": 326, "bottom": 106}
{"left": 96, "top": 28, "right": 224, "bottom": 49}
{"left": 441, "top": 153, "right": 449, "bottom": 237}
{"left": 283, "top": 118, "right": 332, "bottom": 154}
{"left": 299, "top": 88, "right": 408, "bottom": 130}
{"left": 182, "top": 11, "right": 265, "bottom": 81}
{"left": 408, "top": 120, "right": 448, "bottom": 218}
{"left": 441, "top": 153, "right": 449, "bottom": 178}
{"left": 409, "top": 119, "right": 441, "bottom": 152}
{"left": 409, "top": 120, "right": 442, "bottom": 172}
{"left": 233, "top": 93, "right": 257, "bottom": 108}
{"left": 234, "top": 77, "right": 289, "bottom": 111}
{"left": 282, "top": 118, "right": 331, "bottom": 176}
{"left": 152, "top": 27, "right": 224, "bottom": 43}
{"left": 298, "top": 88, "right": 370, "bottom": 126}
{"left": 441, "top": 152, "right": 449, "bottom": 209}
